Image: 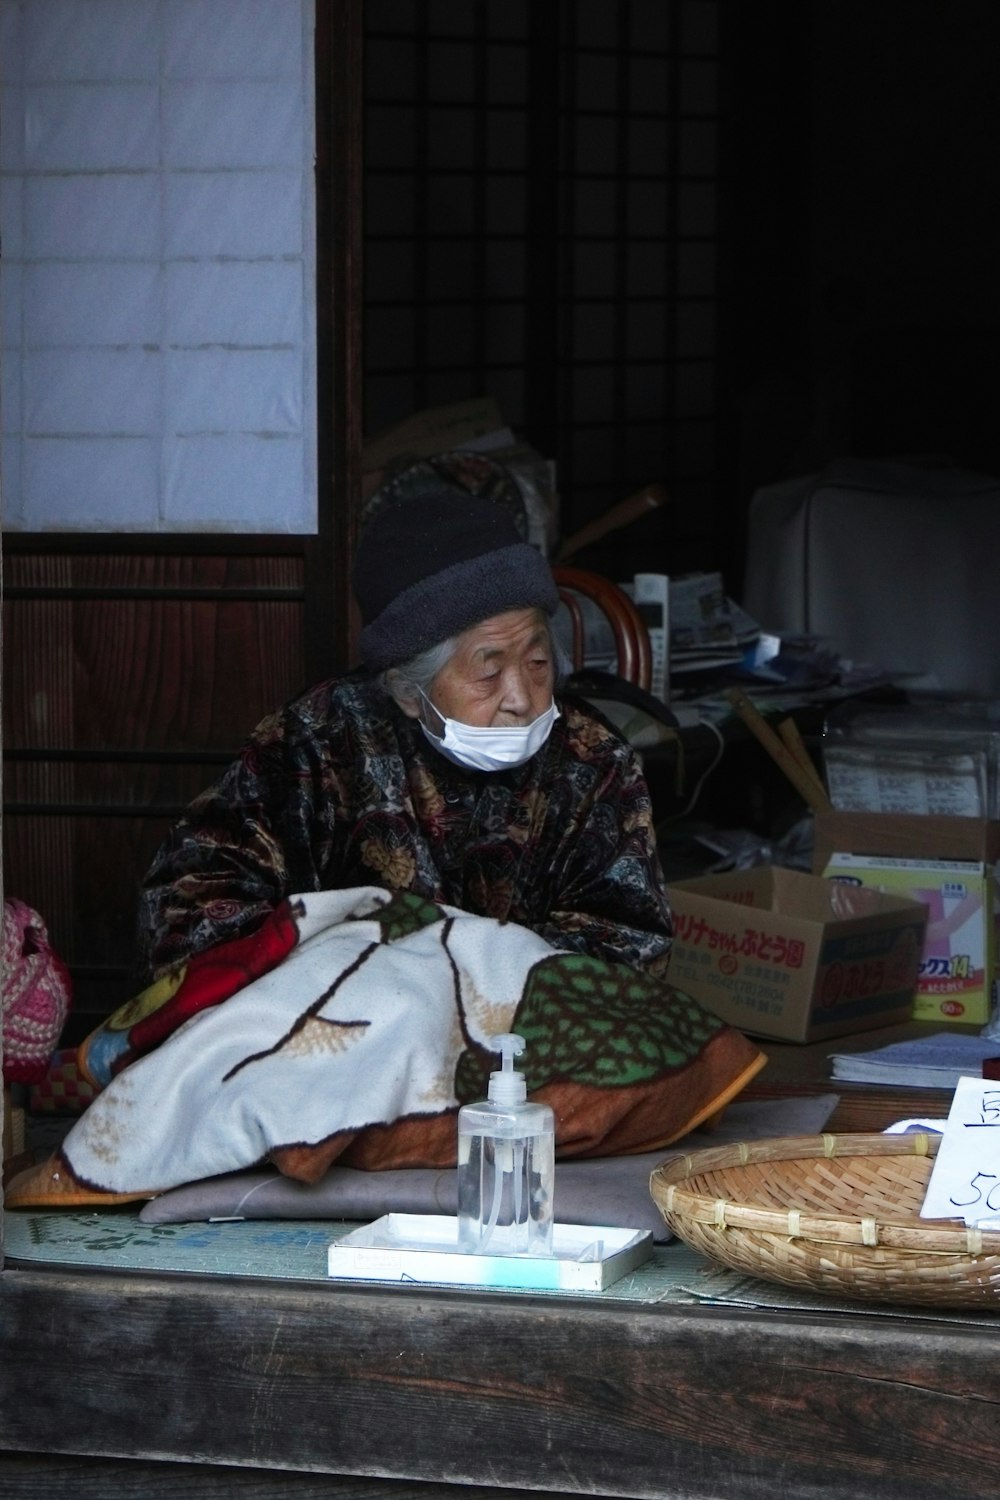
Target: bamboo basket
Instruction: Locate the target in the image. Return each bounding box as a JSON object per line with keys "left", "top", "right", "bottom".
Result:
{"left": 650, "top": 1131, "right": 1000, "bottom": 1309}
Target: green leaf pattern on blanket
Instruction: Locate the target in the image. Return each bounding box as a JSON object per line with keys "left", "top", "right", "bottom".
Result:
{"left": 454, "top": 952, "right": 726, "bottom": 1102}
{"left": 371, "top": 891, "right": 727, "bottom": 1102}
{"left": 520, "top": 954, "right": 726, "bottom": 1089}
{"left": 373, "top": 890, "right": 449, "bottom": 943}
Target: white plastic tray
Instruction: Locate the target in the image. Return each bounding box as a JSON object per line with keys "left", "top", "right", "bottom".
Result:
{"left": 327, "top": 1213, "right": 653, "bottom": 1290}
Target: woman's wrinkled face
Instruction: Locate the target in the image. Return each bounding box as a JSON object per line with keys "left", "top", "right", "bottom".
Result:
{"left": 416, "top": 608, "right": 555, "bottom": 729}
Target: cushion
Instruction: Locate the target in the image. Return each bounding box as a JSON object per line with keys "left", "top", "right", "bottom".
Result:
{"left": 136, "top": 1095, "right": 838, "bottom": 1240}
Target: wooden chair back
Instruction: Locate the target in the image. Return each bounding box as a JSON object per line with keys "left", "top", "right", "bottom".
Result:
{"left": 551, "top": 566, "right": 653, "bottom": 692}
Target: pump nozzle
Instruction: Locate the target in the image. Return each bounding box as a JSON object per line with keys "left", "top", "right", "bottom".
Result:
{"left": 488, "top": 1032, "right": 527, "bottom": 1105}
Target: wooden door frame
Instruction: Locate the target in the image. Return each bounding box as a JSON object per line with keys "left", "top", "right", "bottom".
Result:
{"left": 311, "top": 0, "right": 364, "bottom": 679}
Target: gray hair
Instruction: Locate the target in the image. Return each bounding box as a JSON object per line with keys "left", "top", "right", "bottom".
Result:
{"left": 382, "top": 615, "right": 570, "bottom": 713}
{"left": 382, "top": 636, "right": 461, "bottom": 713}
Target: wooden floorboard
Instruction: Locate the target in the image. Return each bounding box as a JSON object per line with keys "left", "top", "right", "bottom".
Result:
{"left": 2, "top": 1263, "right": 999, "bottom": 1500}
{"left": 0, "top": 1456, "right": 585, "bottom": 1500}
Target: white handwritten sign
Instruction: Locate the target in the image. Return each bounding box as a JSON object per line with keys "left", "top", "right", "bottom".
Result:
{"left": 920, "top": 1077, "right": 1000, "bottom": 1225}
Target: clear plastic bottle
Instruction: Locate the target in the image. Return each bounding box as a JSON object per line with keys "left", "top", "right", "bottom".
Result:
{"left": 457, "top": 1033, "right": 555, "bottom": 1256}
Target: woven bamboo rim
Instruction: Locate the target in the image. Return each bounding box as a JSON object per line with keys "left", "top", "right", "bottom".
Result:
{"left": 649, "top": 1131, "right": 1000, "bottom": 1307}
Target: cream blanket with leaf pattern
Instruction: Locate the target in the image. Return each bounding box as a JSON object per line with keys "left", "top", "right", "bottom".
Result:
{"left": 7, "top": 887, "right": 763, "bottom": 1208}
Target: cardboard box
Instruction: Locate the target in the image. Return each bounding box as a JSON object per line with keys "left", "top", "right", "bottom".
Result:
{"left": 814, "top": 812, "right": 1000, "bottom": 1026}
{"left": 665, "top": 866, "right": 926, "bottom": 1043}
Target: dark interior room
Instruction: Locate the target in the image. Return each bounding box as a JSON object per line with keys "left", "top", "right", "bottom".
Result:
{"left": 361, "top": 0, "right": 1000, "bottom": 596}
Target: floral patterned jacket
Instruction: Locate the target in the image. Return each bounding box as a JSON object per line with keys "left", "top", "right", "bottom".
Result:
{"left": 137, "top": 673, "right": 673, "bottom": 979}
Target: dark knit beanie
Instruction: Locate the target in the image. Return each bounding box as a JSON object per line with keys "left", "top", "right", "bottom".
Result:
{"left": 354, "top": 489, "right": 559, "bottom": 670}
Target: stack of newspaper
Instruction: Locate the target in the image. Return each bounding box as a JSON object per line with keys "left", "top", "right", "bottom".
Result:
{"left": 669, "top": 572, "right": 760, "bottom": 676}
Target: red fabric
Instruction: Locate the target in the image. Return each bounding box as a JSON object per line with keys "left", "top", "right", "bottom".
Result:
{"left": 2, "top": 899, "right": 73, "bottom": 1085}
{"left": 124, "top": 901, "right": 299, "bottom": 1060}
{"left": 28, "top": 1048, "right": 97, "bottom": 1115}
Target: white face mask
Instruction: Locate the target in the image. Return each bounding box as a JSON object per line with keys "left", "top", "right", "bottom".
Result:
{"left": 419, "top": 694, "right": 560, "bottom": 773}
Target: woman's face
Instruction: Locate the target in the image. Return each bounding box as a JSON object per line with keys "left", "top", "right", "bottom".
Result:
{"left": 414, "top": 608, "right": 555, "bottom": 729}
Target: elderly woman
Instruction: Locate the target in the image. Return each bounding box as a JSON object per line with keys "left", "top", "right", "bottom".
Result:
{"left": 138, "top": 488, "right": 672, "bottom": 980}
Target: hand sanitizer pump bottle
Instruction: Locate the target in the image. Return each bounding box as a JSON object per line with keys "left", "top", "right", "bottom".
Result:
{"left": 457, "top": 1033, "right": 555, "bottom": 1256}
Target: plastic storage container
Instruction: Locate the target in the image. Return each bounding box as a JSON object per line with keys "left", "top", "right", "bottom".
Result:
{"left": 457, "top": 1033, "right": 555, "bottom": 1256}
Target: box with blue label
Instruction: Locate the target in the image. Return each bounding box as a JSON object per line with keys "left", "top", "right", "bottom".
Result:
{"left": 327, "top": 1215, "right": 653, "bottom": 1291}
{"left": 814, "top": 812, "right": 1000, "bottom": 1026}
{"left": 665, "top": 866, "right": 927, "bottom": 1043}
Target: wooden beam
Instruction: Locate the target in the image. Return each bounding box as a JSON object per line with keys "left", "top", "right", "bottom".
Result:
{"left": 310, "top": 0, "right": 364, "bottom": 681}
{"left": 1, "top": 1267, "right": 998, "bottom": 1498}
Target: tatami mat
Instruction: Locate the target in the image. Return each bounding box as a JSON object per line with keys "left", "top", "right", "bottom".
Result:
{"left": 5, "top": 1207, "right": 999, "bottom": 1324}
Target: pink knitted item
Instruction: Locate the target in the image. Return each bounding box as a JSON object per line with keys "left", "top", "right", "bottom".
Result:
{"left": 2, "top": 899, "right": 72, "bottom": 1085}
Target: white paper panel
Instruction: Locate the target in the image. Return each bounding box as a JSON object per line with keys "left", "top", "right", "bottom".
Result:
{"left": 1, "top": 0, "right": 316, "bottom": 533}
{"left": 162, "top": 0, "right": 303, "bottom": 79}
{"left": 165, "top": 263, "right": 302, "bottom": 348}
{"left": 25, "top": 350, "right": 160, "bottom": 435}
{"left": 164, "top": 173, "right": 303, "bottom": 259}
{"left": 24, "top": 263, "right": 162, "bottom": 346}
{"left": 25, "top": 84, "right": 161, "bottom": 171}
{"left": 25, "top": 175, "right": 162, "bottom": 258}
{"left": 21, "top": 0, "right": 160, "bottom": 81}
{"left": 164, "top": 434, "right": 308, "bottom": 530}
{"left": 22, "top": 436, "right": 161, "bottom": 528}
{"left": 161, "top": 80, "right": 304, "bottom": 170}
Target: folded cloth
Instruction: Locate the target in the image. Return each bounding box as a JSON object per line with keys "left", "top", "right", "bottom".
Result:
{"left": 138, "top": 1153, "right": 675, "bottom": 1240}
{"left": 6, "top": 888, "right": 764, "bottom": 1210}
{"left": 138, "top": 1095, "right": 839, "bottom": 1240}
